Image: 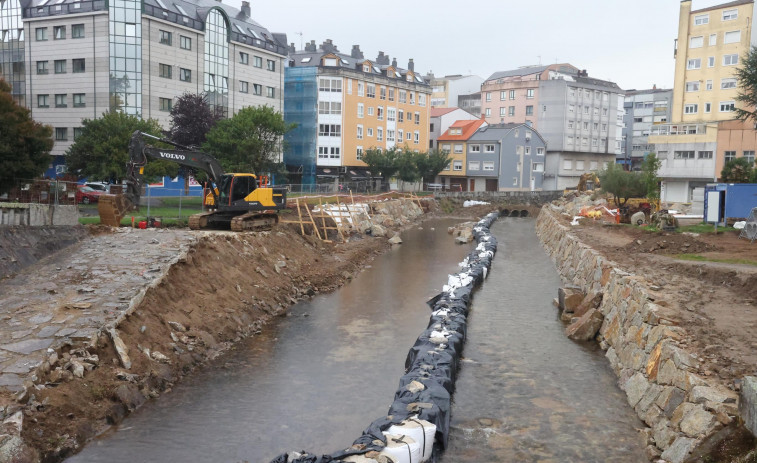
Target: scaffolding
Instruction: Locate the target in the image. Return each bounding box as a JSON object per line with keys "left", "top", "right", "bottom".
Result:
{"left": 283, "top": 67, "right": 318, "bottom": 186}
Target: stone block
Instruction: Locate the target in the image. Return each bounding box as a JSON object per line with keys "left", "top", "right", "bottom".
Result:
{"left": 690, "top": 386, "right": 738, "bottom": 406}
{"left": 674, "top": 371, "right": 707, "bottom": 392}
{"left": 657, "top": 386, "right": 687, "bottom": 418}
{"left": 660, "top": 436, "right": 697, "bottom": 463}
{"left": 558, "top": 287, "right": 584, "bottom": 312}
{"left": 565, "top": 308, "right": 604, "bottom": 341}
{"left": 573, "top": 292, "right": 603, "bottom": 318}
{"left": 640, "top": 404, "right": 664, "bottom": 427}
{"left": 657, "top": 359, "right": 681, "bottom": 386}
{"left": 653, "top": 421, "right": 678, "bottom": 450}
{"left": 680, "top": 405, "right": 716, "bottom": 437}
{"left": 636, "top": 383, "right": 664, "bottom": 415}
{"left": 625, "top": 372, "right": 650, "bottom": 408}
{"left": 739, "top": 376, "right": 757, "bottom": 438}
{"left": 646, "top": 342, "right": 663, "bottom": 381}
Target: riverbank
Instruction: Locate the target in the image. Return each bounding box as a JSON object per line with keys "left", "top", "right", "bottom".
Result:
{"left": 536, "top": 197, "right": 756, "bottom": 462}
{"left": 0, "top": 198, "right": 438, "bottom": 462}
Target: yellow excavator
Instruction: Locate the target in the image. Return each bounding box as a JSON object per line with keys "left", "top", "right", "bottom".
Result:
{"left": 98, "top": 131, "right": 286, "bottom": 231}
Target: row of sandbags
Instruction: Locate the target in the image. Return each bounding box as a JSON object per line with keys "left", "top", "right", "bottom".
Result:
{"left": 270, "top": 212, "right": 500, "bottom": 463}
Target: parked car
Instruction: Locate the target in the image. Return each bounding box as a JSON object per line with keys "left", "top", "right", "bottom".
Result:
{"left": 84, "top": 182, "right": 109, "bottom": 193}
{"left": 76, "top": 185, "right": 103, "bottom": 204}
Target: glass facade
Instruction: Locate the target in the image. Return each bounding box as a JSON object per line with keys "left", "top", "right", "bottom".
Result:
{"left": 204, "top": 9, "right": 229, "bottom": 116}
{"left": 283, "top": 67, "right": 318, "bottom": 185}
{"left": 109, "top": 0, "right": 142, "bottom": 115}
{"left": 0, "top": 0, "right": 25, "bottom": 106}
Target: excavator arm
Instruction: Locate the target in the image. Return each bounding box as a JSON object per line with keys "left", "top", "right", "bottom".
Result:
{"left": 125, "top": 130, "right": 226, "bottom": 208}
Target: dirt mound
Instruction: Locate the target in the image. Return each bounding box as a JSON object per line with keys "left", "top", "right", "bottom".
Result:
{"left": 621, "top": 233, "right": 718, "bottom": 255}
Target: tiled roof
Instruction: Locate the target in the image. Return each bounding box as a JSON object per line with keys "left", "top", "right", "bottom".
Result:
{"left": 430, "top": 107, "right": 458, "bottom": 117}
{"left": 437, "top": 119, "right": 487, "bottom": 141}
{"left": 692, "top": 0, "right": 752, "bottom": 14}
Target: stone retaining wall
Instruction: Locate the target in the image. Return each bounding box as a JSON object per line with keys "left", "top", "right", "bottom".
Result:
{"left": 0, "top": 226, "right": 89, "bottom": 280}
{"left": 0, "top": 204, "right": 79, "bottom": 227}
{"left": 434, "top": 190, "right": 563, "bottom": 204}
{"left": 536, "top": 205, "right": 739, "bottom": 463}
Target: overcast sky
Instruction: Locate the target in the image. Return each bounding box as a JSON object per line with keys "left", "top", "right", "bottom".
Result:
{"left": 228, "top": 0, "right": 731, "bottom": 91}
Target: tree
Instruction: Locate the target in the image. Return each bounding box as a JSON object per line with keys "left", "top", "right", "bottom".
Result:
{"left": 361, "top": 147, "right": 400, "bottom": 188}
{"left": 415, "top": 149, "right": 452, "bottom": 184}
{"left": 202, "top": 105, "right": 294, "bottom": 174}
{"left": 598, "top": 162, "right": 646, "bottom": 208}
{"left": 169, "top": 92, "right": 223, "bottom": 147}
{"left": 735, "top": 46, "right": 757, "bottom": 124}
{"left": 0, "top": 79, "right": 54, "bottom": 194}
{"left": 641, "top": 153, "right": 662, "bottom": 201}
{"left": 721, "top": 157, "right": 754, "bottom": 183}
{"left": 65, "top": 111, "right": 176, "bottom": 182}
{"left": 396, "top": 148, "right": 421, "bottom": 187}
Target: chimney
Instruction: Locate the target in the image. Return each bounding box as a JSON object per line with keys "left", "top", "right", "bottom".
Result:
{"left": 351, "top": 45, "right": 363, "bottom": 59}
{"left": 305, "top": 40, "right": 316, "bottom": 52}
{"left": 653, "top": 84, "right": 657, "bottom": 90}
{"left": 376, "top": 51, "right": 389, "bottom": 65}
{"left": 240, "top": 0, "right": 250, "bottom": 17}
{"left": 321, "top": 39, "right": 338, "bottom": 53}
{"left": 391, "top": 57, "right": 397, "bottom": 68}
{"left": 408, "top": 58, "right": 414, "bottom": 71}
{"left": 289, "top": 42, "right": 296, "bottom": 53}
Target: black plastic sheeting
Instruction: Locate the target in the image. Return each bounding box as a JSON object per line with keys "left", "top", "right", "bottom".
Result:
{"left": 270, "top": 212, "right": 500, "bottom": 463}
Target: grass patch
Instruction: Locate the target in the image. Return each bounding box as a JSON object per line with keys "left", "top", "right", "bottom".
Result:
{"left": 159, "top": 196, "right": 204, "bottom": 207}
{"left": 675, "top": 254, "right": 757, "bottom": 266}
{"left": 677, "top": 223, "right": 736, "bottom": 234}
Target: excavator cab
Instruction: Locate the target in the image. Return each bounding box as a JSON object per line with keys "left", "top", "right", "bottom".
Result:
{"left": 217, "top": 174, "right": 258, "bottom": 206}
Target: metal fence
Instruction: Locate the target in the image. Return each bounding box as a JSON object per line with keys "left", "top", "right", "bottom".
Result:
{"left": 0, "top": 179, "right": 81, "bottom": 205}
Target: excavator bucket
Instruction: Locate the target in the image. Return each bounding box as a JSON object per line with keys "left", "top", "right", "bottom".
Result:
{"left": 98, "top": 194, "right": 132, "bottom": 227}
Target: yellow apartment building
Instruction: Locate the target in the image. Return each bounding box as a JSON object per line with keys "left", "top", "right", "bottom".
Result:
{"left": 650, "top": 0, "right": 757, "bottom": 203}
{"left": 283, "top": 40, "right": 431, "bottom": 186}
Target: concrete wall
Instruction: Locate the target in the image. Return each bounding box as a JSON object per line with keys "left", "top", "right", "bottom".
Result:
{"left": 0, "top": 203, "right": 79, "bottom": 226}
{"left": 434, "top": 190, "right": 562, "bottom": 204}
{"left": 0, "top": 224, "right": 87, "bottom": 279}
{"left": 536, "top": 205, "right": 740, "bottom": 462}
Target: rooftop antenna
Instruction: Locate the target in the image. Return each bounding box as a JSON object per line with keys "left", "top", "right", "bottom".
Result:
{"left": 537, "top": 55, "right": 542, "bottom": 65}
{"left": 296, "top": 31, "right": 303, "bottom": 50}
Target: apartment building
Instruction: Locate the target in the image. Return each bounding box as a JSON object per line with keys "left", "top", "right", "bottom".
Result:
{"left": 457, "top": 92, "right": 481, "bottom": 117}
{"left": 428, "top": 74, "right": 483, "bottom": 109}
{"left": 481, "top": 64, "right": 624, "bottom": 190}
{"left": 0, "top": 0, "right": 287, "bottom": 173}
{"left": 649, "top": 0, "right": 757, "bottom": 203}
{"left": 621, "top": 88, "right": 673, "bottom": 170}
{"left": 283, "top": 40, "right": 431, "bottom": 185}
{"left": 429, "top": 107, "right": 478, "bottom": 150}
{"left": 436, "top": 118, "right": 487, "bottom": 191}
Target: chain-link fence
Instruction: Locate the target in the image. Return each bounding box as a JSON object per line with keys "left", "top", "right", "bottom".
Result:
{"left": 0, "top": 179, "right": 82, "bottom": 205}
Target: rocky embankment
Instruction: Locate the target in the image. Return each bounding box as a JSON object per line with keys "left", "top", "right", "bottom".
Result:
{"left": 0, "top": 198, "right": 430, "bottom": 463}
{"left": 536, "top": 202, "right": 750, "bottom": 463}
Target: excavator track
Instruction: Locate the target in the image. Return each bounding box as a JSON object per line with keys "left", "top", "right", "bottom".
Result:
{"left": 230, "top": 212, "right": 279, "bottom": 232}
{"left": 188, "top": 212, "right": 214, "bottom": 230}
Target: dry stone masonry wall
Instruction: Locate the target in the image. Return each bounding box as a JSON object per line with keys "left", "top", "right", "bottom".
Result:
{"left": 536, "top": 205, "right": 740, "bottom": 463}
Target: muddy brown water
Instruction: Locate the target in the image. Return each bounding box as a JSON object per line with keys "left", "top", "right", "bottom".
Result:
{"left": 68, "top": 218, "right": 646, "bottom": 463}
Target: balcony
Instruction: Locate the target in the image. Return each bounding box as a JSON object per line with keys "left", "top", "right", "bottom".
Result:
{"left": 650, "top": 123, "right": 707, "bottom": 136}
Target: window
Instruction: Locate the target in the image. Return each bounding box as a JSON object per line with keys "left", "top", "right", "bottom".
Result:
{"left": 317, "top": 147, "right": 340, "bottom": 159}
{"left": 508, "top": 106, "right": 515, "bottom": 116}
{"left": 720, "top": 101, "right": 735, "bottom": 112}
{"left": 576, "top": 160, "right": 585, "bottom": 170}
{"left": 239, "top": 52, "right": 248, "bottom": 65}
{"left": 563, "top": 160, "right": 572, "bottom": 170}
{"left": 485, "top": 92, "right": 491, "bottom": 102}
{"left": 347, "top": 80, "right": 352, "bottom": 94}
{"left": 54, "top": 59, "right": 66, "bottom": 74}
{"left": 318, "top": 78, "right": 341, "bottom": 92}
{"left": 377, "top": 106, "right": 383, "bottom": 120}
{"left": 367, "top": 107, "right": 374, "bottom": 116}
{"left": 253, "top": 56, "right": 262, "bottom": 68}
{"left": 159, "top": 63, "right": 172, "bottom": 78}
{"left": 406, "top": 132, "right": 411, "bottom": 141}
{"left": 687, "top": 58, "right": 701, "bottom": 70}
{"left": 266, "top": 87, "right": 275, "bottom": 98}
{"left": 357, "top": 125, "right": 363, "bottom": 140}
{"left": 72, "top": 59, "right": 85, "bottom": 73}
{"left": 694, "top": 14, "right": 709, "bottom": 25}
{"left": 239, "top": 81, "right": 248, "bottom": 93}
{"left": 415, "top": 112, "right": 420, "bottom": 125}
{"left": 684, "top": 104, "right": 698, "bottom": 114}
{"left": 722, "top": 9, "right": 738, "bottom": 21}
{"left": 500, "top": 91, "right": 506, "bottom": 101}
{"left": 73, "top": 93, "right": 85, "bottom": 107}
{"left": 266, "top": 59, "right": 276, "bottom": 71}
{"left": 387, "top": 108, "right": 395, "bottom": 122}
{"left": 674, "top": 151, "right": 695, "bottom": 159}
{"left": 724, "top": 151, "right": 736, "bottom": 162}
{"left": 398, "top": 129, "right": 403, "bottom": 141}
{"left": 37, "top": 94, "right": 49, "bottom": 108}
{"left": 705, "top": 102, "right": 712, "bottom": 113}
{"left": 35, "top": 27, "right": 47, "bottom": 41}
{"left": 583, "top": 122, "right": 589, "bottom": 130}
{"left": 356, "top": 146, "right": 363, "bottom": 160}
{"left": 721, "top": 78, "right": 737, "bottom": 89}
{"left": 53, "top": 26, "right": 65, "bottom": 40}
{"left": 377, "top": 127, "right": 383, "bottom": 141}
{"left": 484, "top": 144, "right": 495, "bottom": 153}
{"left": 537, "top": 147, "right": 544, "bottom": 156}
{"left": 525, "top": 105, "right": 533, "bottom": 116}
{"left": 380, "top": 86, "right": 386, "bottom": 100}
{"left": 485, "top": 108, "right": 491, "bottom": 117}
{"left": 399, "top": 90, "right": 407, "bottom": 103}
{"left": 469, "top": 144, "right": 480, "bottom": 153}
{"left": 441, "top": 144, "right": 450, "bottom": 153}
{"left": 318, "top": 124, "right": 341, "bottom": 137}
{"left": 568, "top": 104, "right": 575, "bottom": 113}
{"left": 685, "top": 81, "right": 699, "bottom": 92}
{"left": 482, "top": 161, "right": 494, "bottom": 171}
{"left": 526, "top": 89, "right": 534, "bottom": 99}
{"left": 367, "top": 128, "right": 373, "bottom": 137}
{"left": 410, "top": 92, "right": 415, "bottom": 105}
{"left": 724, "top": 54, "right": 739, "bottom": 66}
{"left": 584, "top": 106, "right": 590, "bottom": 114}
{"left": 54, "top": 94, "right": 66, "bottom": 108}
{"left": 36, "top": 61, "right": 48, "bottom": 75}
{"left": 454, "top": 144, "right": 463, "bottom": 153}
{"left": 180, "top": 35, "right": 191, "bottom": 50}
{"left": 357, "top": 103, "right": 364, "bottom": 118}
{"left": 357, "top": 82, "right": 364, "bottom": 97}
{"left": 367, "top": 84, "right": 376, "bottom": 98}
{"left": 500, "top": 107, "right": 506, "bottom": 117}
{"left": 709, "top": 33, "right": 717, "bottom": 45}
{"left": 413, "top": 131, "right": 419, "bottom": 144}
{"left": 706, "top": 80, "right": 713, "bottom": 90}
{"left": 468, "top": 161, "right": 480, "bottom": 171}
{"left": 453, "top": 160, "right": 462, "bottom": 171}
{"left": 159, "top": 30, "right": 172, "bottom": 45}
{"left": 253, "top": 84, "right": 262, "bottom": 95}
{"left": 509, "top": 90, "right": 515, "bottom": 99}
{"left": 525, "top": 146, "right": 531, "bottom": 154}
{"left": 689, "top": 36, "right": 703, "bottom": 48}
{"left": 398, "top": 110, "right": 403, "bottom": 122}
{"left": 698, "top": 151, "right": 713, "bottom": 159}
{"left": 180, "top": 68, "right": 191, "bottom": 82}
{"left": 72, "top": 24, "right": 84, "bottom": 39}
{"left": 55, "top": 128, "right": 67, "bottom": 141}
{"left": 591, "top": 139, "right": 598, "bottom": 147}
{"left": 724, "top": 30, "right": 741, "bottom": 44}
{"left": 73, "top": 127, "right": 83, "bottom": 140}
{"left": 708, "top": 56, "right": 715, "bottom": 67}
{"left": 388, "top": 88, "right": 394, "bottom": 101}
{"left": 159, "top": 97, "right": 172, "bottom": 111}
{"left": 744, "top": 151, "right": 756, "bottom": 164}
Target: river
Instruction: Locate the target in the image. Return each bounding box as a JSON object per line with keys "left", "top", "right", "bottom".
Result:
{"left": 69, "top": 217, "right": 646, "bottom": 463}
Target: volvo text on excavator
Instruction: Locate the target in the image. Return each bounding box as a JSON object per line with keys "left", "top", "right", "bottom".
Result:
{"left": 98, "top": 131, "right": 286, "bottom": 231}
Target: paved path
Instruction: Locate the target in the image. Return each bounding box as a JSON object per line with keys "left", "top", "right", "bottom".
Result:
{"left": 0, "top": 228, "right": 195, "bottom": 392}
